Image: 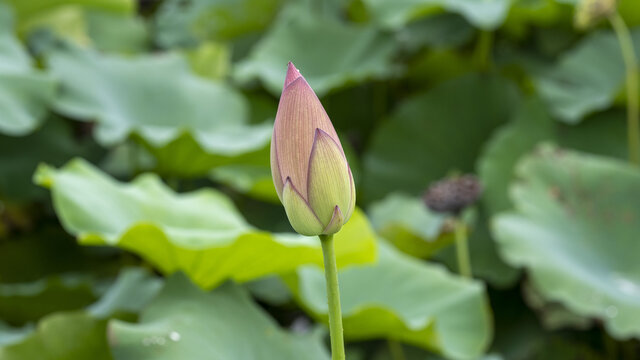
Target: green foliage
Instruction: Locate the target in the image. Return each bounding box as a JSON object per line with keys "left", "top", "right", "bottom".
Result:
{"left": 46, "top": 44, "right": 272, "bottom": 176}
{"left": 235, "top": 3, "right": 398, "bottom": 97}
{"left": 1, "top": 0, "right": 639, "bottom": 358}
{"left": 109, "top": 274, "right": 330, "bottom": 360}
{"left": 363, "top": 73, "right": 520, "bottom": 203}
{"left": 35, "top": 159, "right": 376, "bottom": 289}
{"left": 534, "top": 29, "right": 640, "bottom": 123}
{"left": 361, "top": 0, "right": 511, "bottom": 30}
{"left": 493, "top": 145, "right": 640, "bottom": 338}
{"left": 0, "top": 3, "right": 56, "bottom": 136}
{"left": 287, "top": 241, "right": 491, "bottom": 359}
{"left": 154, "top": 0, "right": 283, "bottom": 47}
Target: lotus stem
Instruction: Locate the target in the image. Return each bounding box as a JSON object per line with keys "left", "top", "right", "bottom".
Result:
{"left": 319, "top": 234, "right": 345, "bottom": 360}
{"left": 609, "top": 12, "right": 640, "bottom": 165}
{"left": 454, "top": 219, "right": 472, "bottom": 278}
{"left": 473, "top": 30, "right": 494, "bottom": 71}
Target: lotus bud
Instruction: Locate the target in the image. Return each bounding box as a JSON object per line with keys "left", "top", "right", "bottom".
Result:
{"left": 270, "top": 62, "right": 356, "bottom": 236}
{"left": 574, "top": 0, "right": 617, "bottom": 30}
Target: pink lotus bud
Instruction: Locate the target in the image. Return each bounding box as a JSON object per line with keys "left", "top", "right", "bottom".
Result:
{"left": 270, "top": 63, "right": 356, "bottom": 236}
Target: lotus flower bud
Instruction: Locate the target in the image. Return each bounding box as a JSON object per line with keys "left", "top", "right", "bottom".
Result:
{"left": 270, "top": 63, "right": 356, "bottom": 236}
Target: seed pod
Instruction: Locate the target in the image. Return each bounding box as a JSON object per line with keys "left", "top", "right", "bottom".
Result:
{"left": 423, "top": 175, "right": 482, "bottom": 215}
{"left": 575, "top": 0, "right": 617, "bottom": 30}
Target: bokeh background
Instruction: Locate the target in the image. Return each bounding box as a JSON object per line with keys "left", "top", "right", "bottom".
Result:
{"left": 0, "top": 0, "right": 639, "bottom": 359}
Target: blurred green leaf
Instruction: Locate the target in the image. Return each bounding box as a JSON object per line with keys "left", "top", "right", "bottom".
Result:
{"left": 493, "top": 144, "right": 640, "bottom": 339}
{"left": 522, "top": 281, "right": 593, "bottom": 331}
{"left": 363, "top": 73, "right": 520, "bottom": 203}
{"left": 36, "top": 158, "right": 377, "bottom": 289}
{"left": 0, "top": 268, "right": 163, "bottom": 360}
{"left": 534, "top": 29, "right": 640, "bottom": 123}
{"left": 210, "top": 164, "right": 279, "bottom": 203}
{"left": 17, "top": 7, "right": 147, "bottom": 54}
{"left": 368, "top": 193, "right": 452, "bottom": 258}
{"left": 109, "top": 274, "right": 329, "bottom": 360}
{"left": 361, "top": 0, "right": 511, "bottom": 30}
{"left": 433, "top": 208, "right": 520, "bottom": 288}
{"left": 87, "top": 267, "right": 163, "bottom": 318}
{"left": 4, "top": 0, "right": 134, "bottom": 31}
{"left": 153, "top": 0, "right": 283, "bottom": 48}
{"left": 0, "top": 3, "right": 56, "bottom": 136}
{"left": 0, "top": 275, "right": 98, "bottom": 325}
{"left": 557, "top": 110, "right": 628, "bottom": 159}
{"left": 502, "top": 0, "right": 573, "bottom": 40}
{"left": 287, "top": 241, "right": 491, "bottom": 360}
{"left": 0, "top": 117, "right": 97, "bottom": 203}
{"left": 0, "top": 311, "right": 111, "bottom": 360}
{"left": 398, "top": 13, "right": 474, "bottom": 52}
{"left": 84, "top": 10, "right": 148, "bottom": 53}
{"left": 183, "top": 41, "right": 230, "bottom": 80}
{"left": 0, "top": 322, "right": 32, "bottom": 347}
{"left": 0, "top": 226, "right": 122, "bottom": 283}
{"left": 235, "top": 4, "right": 398, "bottom": 97}
{"left": 46, "top": 45, "right": 272, "bottom": 176}
{"left": 478, "top": 98, "right": 555, "bottom": 216}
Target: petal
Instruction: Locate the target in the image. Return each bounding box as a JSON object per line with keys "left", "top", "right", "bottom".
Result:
{"left": 322, "top": 206, "right": 344, "bottom": 235}
{"left": 273, "top": 72, "right": 342, "bottom": 200}
{"left": 344, "top": 168, "right": 356, "bottom": 222}
{"left": 284, "top": 62, "right": 302, "bottom": 89}
{"left": 270, "top": 134, "right": 284, "bottom": 200}
{"left": 282, "top": 178, "right": 324, "bottom": 236}
{"left": 307, "top": 129, "right": 352, "bottom": 226}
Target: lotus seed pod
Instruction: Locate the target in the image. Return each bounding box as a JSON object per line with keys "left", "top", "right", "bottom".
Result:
{"left": 575, "top": 0, "right": 617, "bottom": 29}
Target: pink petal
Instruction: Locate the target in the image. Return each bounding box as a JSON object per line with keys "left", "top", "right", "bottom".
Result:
{"left": 273, "top": 69, "right": 343, "bottom": 200}
{"left": 284, "top": 62, "right": 302, "bottom": 89}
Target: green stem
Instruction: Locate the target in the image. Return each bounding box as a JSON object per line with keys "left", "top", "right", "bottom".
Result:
{"left": 473, "top": 30, "right": 494, "bottom": 71}
{"left": 319, "top": 234, "right": 345, "bottom": 360}
{"left": 610, "top": 12, "right": 640, "bottom": 165}
{"left": 454, "top": 219, "right": 472, "bottom": 278}
{"left": 387, "top": 339, "right": 406, "bottom": 360}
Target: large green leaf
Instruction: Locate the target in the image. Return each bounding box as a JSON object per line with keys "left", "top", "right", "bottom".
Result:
{"left": 286, "top": 241, "right": 492, "bottom": 360}
{"left": 109, "top": 274, "right": 329, "bottom": 360}
{"left": 368, "top": 193, "right": 452, "bottom": 258}
{"left": 493, "top": 145, "right": 640, "bottom": 339}
{"left": 35, "top": 158, "right": 377, "bottom": 289}
{"left": 362, "top": 73, "right": 520, "bottom": 203}
{"left": 46, "top": 44, "right": 272, "bottom": 176}
{"left": 361, "top": 0, "right": 511, "bottom": 30}
{"left": 234, "top": 4, "right": 398, "bottom": 97}
{"left": 154, "top": 0, "right": 283, "bottom": 48}
{"left": 0, "top": 3, "right": 56, "bottom": 136}
{"left": 534, "top": 29, "right": 640, "bottom": 123}
{"left": 478, "top": 100, "right": 627, "bottom": 217}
